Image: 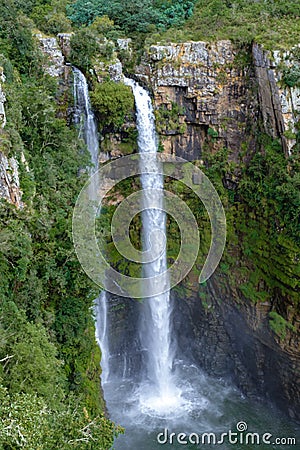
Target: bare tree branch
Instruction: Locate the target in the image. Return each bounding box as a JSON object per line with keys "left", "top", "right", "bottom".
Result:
{"left": 0, "top": 354, "right": 14, "bottom": 363}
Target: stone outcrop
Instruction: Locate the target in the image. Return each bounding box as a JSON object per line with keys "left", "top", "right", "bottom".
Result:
{"left": 0, "top": 67, "right": 23, "bottom": 208}
{"left": 117, "top": 38, "right": 132, "bottom": 52}
{"left": 136, "top": 40, "right": 299, "bottom": 162}
{"left": 37, "top": 35, "right": 65, "bottom": 77}
{"left": 0, "top": 153, "right": 23, "bottom": 208}
{"left": 37, "top": 34, "right": 74, "bottom": 122}
{"left": 94, "top": 58, "right": 123, "bottom": 83}
{"left": 136, "top": 40, "right": 258, "bottom": 161}
{"left": 57, "top": 33, "right": 73, "bottom": 59}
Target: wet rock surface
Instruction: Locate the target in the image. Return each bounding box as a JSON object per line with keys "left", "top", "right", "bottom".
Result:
{"left": 172, "top": 276, "right": 300, "bottom": 422}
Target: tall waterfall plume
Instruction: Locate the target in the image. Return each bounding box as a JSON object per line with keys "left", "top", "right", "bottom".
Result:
{"left": 124, "top": 78, "right": 182, "bottom": 414}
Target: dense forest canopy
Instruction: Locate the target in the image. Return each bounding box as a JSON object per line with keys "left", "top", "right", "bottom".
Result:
{"left": 3, "top": 0, "right": 299, "bottom": 47}
{"left": 67, "top": 0, "right": 196, "bottom": 32}
{"left": 0, "top": 0, "right": 124, "bottom": 448}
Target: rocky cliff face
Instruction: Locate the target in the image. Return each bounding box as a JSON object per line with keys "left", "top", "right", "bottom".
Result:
{"left": 136, "top": 40, "right": 299, "bottom": 162}
{"left": 0, "top": 67, "right": 23, "bottom": 208}
{"left": 172, "top": 274, "right": 300, "bottom": 421}
{"left": 133, "top": 40, "right": 300, "bottom": 421}
{"left": 136, "top": 40, "right": 258, "bottom": 161}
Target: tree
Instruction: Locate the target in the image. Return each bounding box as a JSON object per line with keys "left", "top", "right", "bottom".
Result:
{"left": 67, "top": 0, "right": 196, "bottom": 33}
{"left": 90, "top": 81, "right": 134, "bottom": 128}
{"left": 0, "top": 383, "right": 123, "bottom": 449}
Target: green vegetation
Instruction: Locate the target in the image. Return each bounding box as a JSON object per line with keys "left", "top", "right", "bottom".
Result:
{"left": 0, "top": 1, "right": 122, "bottom": 447}
{"left": 201, "top": 137, "right": 300, "bottom": 308}
{"left": 13, "top": 0, "right": 72, "bottom": 35}
{"left": 269, "top": 311, "right": 296, "bottom": 339}
{"left": 152, "top": 0, "right": 300, "bottom": 49}
{"left": 91, "top": 81, "right": 135, "bottom": 128}
{"left": 68, "top": 0, "right": 196, "bottom": 34}
{"left": 96, "top": 178, "right": 143, "bottom": 281}
{"left": 0, "top": 381, "right": 123, "bottom": 449}
{"left": 207, "top": 127, "right": 219, "bottom": 139}
{"left": 278, "top": 47, "right": 300, "bottom": 88}
{"left": 282, "top": 66, "right": 300, "bottom": 88}
{"left": 70, "top": 17, "right": 119, "bottom": 71}
{"left": 239, "top": 137, "right": 300, "bottom": 245}
{"left": 154, "top": 102, "right": 187, "bottom": 135}
{"left": 162, "top": 136, "right": 299, "bottom": 339}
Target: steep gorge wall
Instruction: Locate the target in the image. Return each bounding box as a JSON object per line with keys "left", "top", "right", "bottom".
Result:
{"left": 133, "top": 40, "right": 300, "bottom": 421}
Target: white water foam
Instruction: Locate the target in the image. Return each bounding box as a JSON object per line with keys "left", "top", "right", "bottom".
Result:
{"left": 124, "top": 78, "right": 183, "bottom": 415}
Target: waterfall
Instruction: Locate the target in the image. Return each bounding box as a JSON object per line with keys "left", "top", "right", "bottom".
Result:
{"left": 124, "top": 78, "right": 181, "bottom": 413}
{"left": 73, "top": 67, "right": 99, "bottom": 200}
{"left": 73, "top": 67, "right": 99, "bottom": 172}
{"left": 70, "top": 74, "right": 300, "bottom": 449}
{"left": 72, "top": 67, "right": 109, "bottom": 384}
{"left": 95, "top": 290, "right": 109, "bottom": 383}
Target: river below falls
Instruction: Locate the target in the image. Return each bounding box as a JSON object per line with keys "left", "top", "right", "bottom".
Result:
{"left": 102, "top": 360, "right": 299, "bottom": 450}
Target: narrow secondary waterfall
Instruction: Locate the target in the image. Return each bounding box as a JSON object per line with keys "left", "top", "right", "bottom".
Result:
{"left": 72, "top": 67, "right": 109, "bottom": 383}
{"left": 124, "top": 78, "right": 181, "bottom": 413}
{"left": 95, "top": 290, "right": 109, "bottom": 383}
{"left": 73, "top": 67, "right": 99, "bottom": 172}
{"left": 73, "top": 67, "right": 99, "bottom": 200}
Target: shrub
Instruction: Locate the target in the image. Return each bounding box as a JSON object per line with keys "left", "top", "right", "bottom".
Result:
{"left": 70, "top": 26, "right": 116, "bottom": 71}
{"left": 269, "top": 311, "right": 296, "bottom": 339}
{"left": 282, "top": 66, "right": 300, "bottom": 88}
{"left": 91, "top": 81, "right": 134, "bottom": 127}
{"left": 207, "top": 127, "right": 219, "bottom": 139}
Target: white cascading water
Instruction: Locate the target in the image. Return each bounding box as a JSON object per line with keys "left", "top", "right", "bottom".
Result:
{"left": 95, "top": 290, "right": 109, "bottom": 383}
{"left": 72, "top": 67, "right": 109, "bottom": 383}
{"left": 124, "top": 78, "right": 182, "bottom": 413}
{"left": 73, "top": 67, "right": 99, "bottom": 200}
